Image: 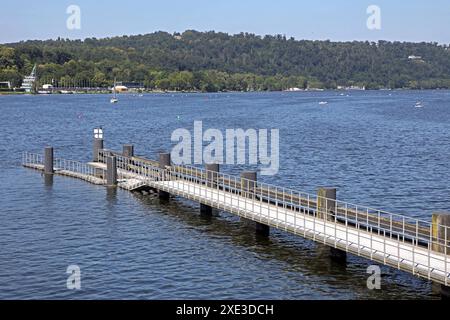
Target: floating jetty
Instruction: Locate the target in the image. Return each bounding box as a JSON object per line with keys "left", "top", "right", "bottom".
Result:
{"left": 22, "top": 129, "right": 450, "bottom": 298}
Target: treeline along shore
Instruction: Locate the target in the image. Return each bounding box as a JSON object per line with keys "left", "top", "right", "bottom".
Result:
{"left": 1, "top": 30, "right": 450, "bottom": 92}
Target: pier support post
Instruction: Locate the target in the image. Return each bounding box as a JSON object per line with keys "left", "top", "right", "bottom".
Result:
{"left": 93, "top": 139, "right": 104, "bottom": 162}
{"left": 158, "top": 153, "right": 171, "bottom": 200}
{"left": 432, "top": 213, "right": 450, "bottom": 299}
{"left": 106, "top": 156, "right": 117, "bottom": 187}
{"left": 44, "top": 147, "right": 54, "bottom": 175}
{"left": 431, "top": 212, "right": 450, "bottom": 255}
{"left": 317, "top": 187, "right": 336, "bottom": 221}
{"left": 441, "top": 284, "right": 450, "bottom": 300}
{"left": 200, "top": 164, "right": 220, "bottom": 216}
{"left": 317, "top": 187, "right": 346, "bottom": 262}
{"left": 123, "top": 144, "right": 134, "bottom": 158}
{"left": 241, "top": 171, "right": 257, "bottom": 199}
{"left": 93, "top": 128, "right": 104, "bottom": 163}
{"left": 240, "top": 171, "right": 269, "bottom": 237}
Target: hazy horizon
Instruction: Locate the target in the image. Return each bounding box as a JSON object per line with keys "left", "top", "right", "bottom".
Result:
{"left": 2, "top": 29, "right": 450, "bottom": 46}
{"left": 1, "top": 0, "right": 450, "bottom": 44}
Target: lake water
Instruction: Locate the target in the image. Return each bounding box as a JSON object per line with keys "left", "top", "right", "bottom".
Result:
{"left": 1, "top": 90, "right": 449, "bottom": 299}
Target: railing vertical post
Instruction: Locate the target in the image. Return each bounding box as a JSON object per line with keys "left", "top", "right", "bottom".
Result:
{"left": 345, "top": 203, "right": 349, "bottom": 252}
{"left": 44, "top": 146, "right": 54, "bottom": 175}
{"left": 123, "top": 144, "right": 134, "bottom": 158}
{"left": 445, "top": 226, "right": 448, "bottom": 287}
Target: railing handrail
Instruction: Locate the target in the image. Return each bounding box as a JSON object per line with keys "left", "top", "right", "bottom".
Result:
{"left": 95, "top": 150, "right": 448, "bottom": 237}
{"left": 173, "top": 162, "right": 438, "bottom": 229}
{"left": 26, "top": 150, "right": 450, "bottom": 250}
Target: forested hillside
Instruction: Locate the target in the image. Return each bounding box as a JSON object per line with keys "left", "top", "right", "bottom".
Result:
{"left": 1, "top": 30, "right": 450, "bottom": 91}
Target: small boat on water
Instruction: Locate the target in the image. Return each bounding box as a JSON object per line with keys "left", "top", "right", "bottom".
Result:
{"left": 319, "top": 101, "right": 328, "bottom": 105}
{"left": 110, "top": 79, "right": 119, "bottom": 104}
{"left": 415, "top": 101, "right": 423, "bottom": 108}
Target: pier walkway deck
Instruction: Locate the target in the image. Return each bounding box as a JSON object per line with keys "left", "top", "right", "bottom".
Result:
{"left": 22, "top": 149, "right": 450, "bottom": 291}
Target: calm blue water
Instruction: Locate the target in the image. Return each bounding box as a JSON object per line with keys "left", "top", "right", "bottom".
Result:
{"left": 1, "top": 90, "right": 449, "bottom": 299}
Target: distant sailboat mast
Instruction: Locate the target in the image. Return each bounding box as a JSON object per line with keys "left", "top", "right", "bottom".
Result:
{"left": 20, "top": 64, "right": 37, "bottom": 93}
{"left": 110, "top": 78, "right": 119, "bottom": 103}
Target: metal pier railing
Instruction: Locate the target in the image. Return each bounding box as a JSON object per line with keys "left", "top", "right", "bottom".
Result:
{"left": 22, "top": 149, "right": 450, "bottom": 287}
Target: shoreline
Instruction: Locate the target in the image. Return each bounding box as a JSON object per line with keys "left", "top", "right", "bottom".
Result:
{"left": 1, "top": 88, "right": 449, "bottom": 96}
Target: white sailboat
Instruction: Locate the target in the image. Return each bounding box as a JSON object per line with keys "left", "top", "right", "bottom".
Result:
{"left": 20, "top": 64, "right": 37, "bottom": 93}
{"left": 110, "top": 79, "right": 118, "bottom": 103}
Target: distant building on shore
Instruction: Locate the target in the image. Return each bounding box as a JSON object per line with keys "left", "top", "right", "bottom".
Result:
{"left": 337, "top": 85, "right": 366, "bottom": 90}
{"left": 0, "top": 81, "right": 12, "bottom": 90}
{"left": 112, "top": 84, "right": 128, "bottom": 92}
{"left": 285, "top": 87, "right": 303, "bottom": 92}
{"left": 408, "top": 55, "right": 423, "bottom": 61}
{"left": 121, "top": 82, "right": 144, "bottom": 90}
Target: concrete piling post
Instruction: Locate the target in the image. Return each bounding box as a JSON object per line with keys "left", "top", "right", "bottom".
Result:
{"left": 123, "top": 144, "right": 134, "bottom": 158}
{"left": 158, "top": 153, "right": 171, "bottom": 200}
{"left": 432, "top": 212, "right": 450, "bottom": 254}
{"left": 240, "top": 171, "right": 269, "bottom": 237}
{"left": 317, "top": 187, "right": 337, "bottom": 221}
{"left": 93, "top": 128, "right": 104, "bottom": 162}
{"left": 241, "top": 171, "right": 257, "bottom": 198}
{"left": 44, "top": 147, "right": 54, "bottom": 175}
{"left": 431, "top": 212, "right": 450, "bottom": 299}
{"left": 441, "top": 284, "right": 450, "bottom": 300}
{"left": 106, "top": 156, "right": 117, "bottom": 187}
{"left": 206, "top": 164, "right": 220, "bottom": 188}
{"left": 317, "top": 187, "right": 346, "bottom": 262}
{"left": 93, "top": 138, "right": 104, "bottom": 162}
{"left": 200, "top": 164, "right": 220, "bottom": 216}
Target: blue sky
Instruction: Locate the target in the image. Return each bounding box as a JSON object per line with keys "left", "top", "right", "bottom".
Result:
{"left": 1, "top": 0, "right": 449, "bottom": 44}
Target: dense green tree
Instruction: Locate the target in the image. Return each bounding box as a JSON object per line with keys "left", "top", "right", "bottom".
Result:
{"left": 1, "top": 30, "right": 450, "bottom": 91}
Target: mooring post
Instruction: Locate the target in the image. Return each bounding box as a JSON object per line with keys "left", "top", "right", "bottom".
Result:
{"left": 106, "top": 156, "right": 117, "bottom": 187}
{"left": 431, "top": 212, "right": 450, "bottom": 299}
{"left": 432, "top": 212, "right": 450, "bottom": 254}
{"left": 158, "top": 153, "right": 171, "bottom": 200}
{"left": 44, "top": 146, "right": 54, "bottom": 175}
{"left": 317, "top": 187, "right": 336, "bottom": 221}
{"left": 200, "top": 164, "right": 220, "bottom": 216}
{"left": 441, "top": 284, "right": 450, "bottom": 300}
{"left": 93, "top": 128, "right": 104, "bottom": 162}
{"left": 241, "top": 171, "right": 257, "bottom": 199}
{"left": 206, "top": 163, "right": 220, "bottom": 188}
{"left": 123, "top": 144, "right": 134, "bottom": 158}
{"left": 240, "top": 171, "right": 269, "bottom": 237}
{"left": 317, "top": 187, "right": 346, "bottom": 262}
